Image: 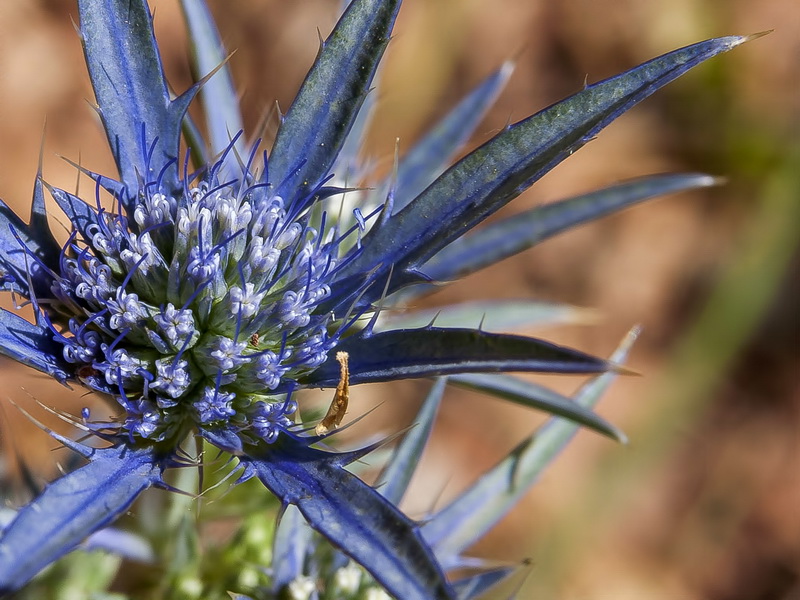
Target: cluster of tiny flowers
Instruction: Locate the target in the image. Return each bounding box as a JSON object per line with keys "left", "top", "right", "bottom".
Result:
{"left": 45, "top": 177, "right": 339, "bottom": 442}
{"left": 285, "top": 563, "right": 392, "bottom": 600}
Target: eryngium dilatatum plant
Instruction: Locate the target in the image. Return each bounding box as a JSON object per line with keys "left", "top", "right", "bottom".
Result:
{"left": 0, "top": 0, "right": 754, "bottom": 597}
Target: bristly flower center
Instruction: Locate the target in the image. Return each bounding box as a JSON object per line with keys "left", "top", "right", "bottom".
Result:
{"left": 45, "top": 174, "right": 340, "bottom": 443}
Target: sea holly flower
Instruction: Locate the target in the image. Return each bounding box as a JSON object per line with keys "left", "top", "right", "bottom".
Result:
{"left": 0, "top": 0, "right": 752, "bottom": 596}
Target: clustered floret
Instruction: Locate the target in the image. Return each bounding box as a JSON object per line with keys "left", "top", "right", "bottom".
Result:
{"left": 47, "top": 179, "right": 340, "bottom": 442}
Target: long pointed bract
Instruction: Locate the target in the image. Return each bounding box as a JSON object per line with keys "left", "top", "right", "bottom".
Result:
{"left": 333, "top": 36, "right": 746, "bottom": 305}
{"left": 423, "top": 173, "right": 718, "bottom": 283}
{"left": 422, "top": 328, "right": 639, "bottom": 563}
{"left": 180, "top": 0, "right": 245, "bottom": 167}
{"left": 78, "top": 0, "right": 189, "bottom": 200}
{"left": 377, "top": 377, "right": 446, "bottom": 504}
{"left": 268, "top": 0, "right": 401, "bottom": 207}
{"left": 0, "top": 444, "right": 165, "bottom": 593}
{"left": 0, "top": 308, "right": 69, "bottom": 382}
{"left": 301, "top": 327, "right": 613, "bottom": 389}
{"left": 242, "top": 434, "right": 455, "bottom": 600}
{"left": 449, "top": 373, "right": 626, "bottom": 442}
{"left": 270, "top": 505, "right": 312, "bottom": 594}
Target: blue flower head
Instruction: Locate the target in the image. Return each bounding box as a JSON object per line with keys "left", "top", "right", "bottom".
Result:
{"left": 0, "top": 0, "right": 753, "bottom": 597}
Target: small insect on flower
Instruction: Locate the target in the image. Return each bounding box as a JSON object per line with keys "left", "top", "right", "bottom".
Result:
{"left": 76, "top": 363, "right": 98, "bottom": 382}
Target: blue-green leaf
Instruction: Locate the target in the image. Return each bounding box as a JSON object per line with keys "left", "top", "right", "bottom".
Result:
{"left": 268, "top": 0, "right": 401, "bottom": 207}
{"left": 449, "top": 373, "right": 626, "bottom": 442}
{"left": 271, "top": 505, "right": 312, "bottom": 594}
{"left": 241, "top": 434, "right": 455, "bottom": 600}
{"left": 180, "top": 0, "right": 245, "bottom": 165}
{"left": 377, "top": 300, "right": 594, "bottom": 332}
{"left": 82, "top": 528, "right": 154, "bottom": 563}
{"left": 334, "top": 36, "right": 747, "bottom": 302}
{"left": 0, "top": 444, "right": 165, "bottom": 593}
{"left": 422, "top": 328, "right": 639, "bottom": 562}
{"left": 423, "top": 173, "right": 718, "bottom": 282}
{"left": 377, "top": 377, "right": 446, "bottom": 504}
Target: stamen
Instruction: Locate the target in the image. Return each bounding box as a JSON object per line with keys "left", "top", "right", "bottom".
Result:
{"left": 209, "top": 130, "right": 244, "bottom": 182}
{"left": 155, "top": 156, "right": 178, "bottom": 195}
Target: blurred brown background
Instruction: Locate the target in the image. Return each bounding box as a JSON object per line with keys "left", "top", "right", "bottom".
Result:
{"left": 0, "top": 1, "right": 797, "bottom": 598}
